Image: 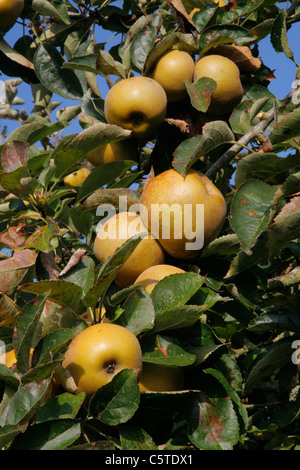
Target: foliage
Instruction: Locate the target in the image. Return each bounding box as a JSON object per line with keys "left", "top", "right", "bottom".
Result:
{"left": 0, "top": 0, "right": 300, "bottom": 451}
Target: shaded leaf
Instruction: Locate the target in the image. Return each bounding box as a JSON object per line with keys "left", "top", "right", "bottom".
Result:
{"left": 89, "top": 369, "right": 140, "bottom": 426}
{"left": 10, "top": 419, "right": 81, "bottom": 450}
{"left": 36, "top": 392, "right": 86, "bottom": 423}
{"left": 33, "top": 43, "right": 83, "bottom": 100}
{"left": 229, "top": 179, "right": 277, "bottom": 254}
{"left": 141, "top": 334, "right": 196, "bottom": 366}
{"left": 172, "top": 121, "right": 235, "bottom": 176}
{"left": 0, "top": 249, "right": 37, "bottom": 296}
{"left": 117, "top": 288, "right": 155, "bottom": 335}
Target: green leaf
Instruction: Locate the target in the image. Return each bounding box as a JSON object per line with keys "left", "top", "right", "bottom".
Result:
{"left": 96, "top": 50, "right": 126, "bottom": 78}
{"left": 0, "top": 424, "right": 28, "bottom": 449}
{"left": 200, "top": 234, "right": 240, "bottom": 258}
{"left": 130, "top": 14, "right": 161, "bottom": 72}
{"left": 9, "top": 419, "right": 81, "bottom": 450}
{"left": 190, "top": 4, "right": 218, "bottom": 33}
{"left": 141, "top": 334, "right": 196, "bottom": 366}
{"left": 0, "top": 380, "right": 50, "bottom": 427}
{"left": 172, "top": 121, "right": 235, "bottom": 176}
{"left": 186, "top": 391, "right": 240, "bottom": 450}
{"left": 117, "top": 289, "right": 155, "bottom": 335}
{"left": 14, "top": 293, "right": 49, "bottom": 374}
{"left": 59, "top": 255, "right": 95, "bottom": 296}
{"left": 229, "top": 179, "right": 277, "bottom": 255}
{"left": 33, "top": 43, "right": 83, "bottom": 100}
{"left": 248, "top": 312, "right": 300, "bottom": 334}
{"left": 35, "top": 328, "right": 75, "bottom": 364}
{"left": 25, "top": 218, "right": 61, "bottom": 253}
{"left": 0, "top": 364, "right": 20, "bottom": 390}
{"left": 269, "top": 107, "right": 300, "bottom": 145}
{"left": 151, "top": 272, "right": 204, "bottom": 313}
{"left": 83, "top": 234, "right": 146, "bottom": 307}
{"left": 32, "top": 0, "right": 71, "bottom": 25}
{"left": 76, "top": 160, "right": 136, "bottom": 202}
{"left": 119, "top": 423, "right": 158, "bottom": 450}
{"left": 199, "top": 24, "right": 255, "bottom": 56}
{"left": 153, "top": 304, "right": 206, "bottom": 333}
{"left": 267, "top": 196, "right": 300, "bottom": 259}
{"left": 53, "top": 123, "right": 131, "bottom": 177}
{"left": 19, "top": 280, "right": 83, "bottom": 312}
{"left": 235, "top": 152, "right": 300, "bottom": 187}
{"left": 89, "top": 369, "right": 140, "bottom": 426}
{"left": 185, "top": 77, "right": 217, "bottom": 113}
{"left": 81, "top": 188, "right": 140, "bottom": 212}
{"left": 271, "top": 10, "right": 294, "bottom": 60}
{"left": 36, "top": 392, "right": 86, "bottom": 423}
{"left": 21, "top": 361, "right": 61, "bottom": 384}
{"left": 244, "top": 338, "right": 293, "bottom": 393}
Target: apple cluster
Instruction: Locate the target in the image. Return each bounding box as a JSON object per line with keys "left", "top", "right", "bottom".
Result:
{"left": 60, "top": 47, "right": 245, "bottom": 397}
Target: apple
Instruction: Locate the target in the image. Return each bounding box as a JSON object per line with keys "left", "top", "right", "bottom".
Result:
{"left": 63, "top": 167, "right": 91, "bottom": 188}
{"left": 0, "top": 348, "right": 34, "bottom": 368}
{"left": 138, "top": 363, "right": 184, "bottom": 392}
{"left": 104, "top": 76, "right": 167, "bottom": 139}
{"left": 193, "top": 54, "right": 244, "bottom": 115}
{"left": 93, "top": 211, "right": 165, "bottom": 288}
{"left": 134, "top": 264, "right": 185, "bottom": 294}
{"left": 151, "top": 50, "right": 195, "bottom": 103}
{"left": 62, "top": 323, "right": 143, "bottom": 397}
{"left": 0, "top": 0, "right": 24, "bottom": 27}
{"left": 86, "top": 139, "right": 138, "bottom": 167}
{"left": 140, "top": 168, "right": 227, "bottom": 259}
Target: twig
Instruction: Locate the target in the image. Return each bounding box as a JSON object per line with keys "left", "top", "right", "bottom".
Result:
{"left": 205, "top": 90, "right": 294, "bottom": 180}
{"left": 205, "top": 107, "right": 275, "bottom": 179}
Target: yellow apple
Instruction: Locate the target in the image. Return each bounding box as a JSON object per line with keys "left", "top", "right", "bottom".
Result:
{"left": 138, "top": 363, "right": 184, "bottom": 392}
{"left": 0, "top": 0, "right": 24, "bottom": 27}
{"left": 104, "top": 76, "right": 167, "bottom": 139}
{"left": 134, "top": 264, "right": 185, "bottom": 294}
{"left": 62, "top": 323, "right": 143, "bottom": 397}
{"left": 86, "top": 139, "right": 138, "bottom": 167}
{"left": 0, "top": 348, "right": 34, "bottom": 368}
{"left": 63, "top": 167, "right": 91, "bottom": 188}
{"left": 140, "top": 168, "right": 227, "bottom": 259}
{"left": 151, "top": 50, "right": 195, "bottom": 102}
{"left": 93, "top": 211, "right": 165, "bottom": 288}
{"left": 193, "top": 54, "right": 244, "bottom": 114}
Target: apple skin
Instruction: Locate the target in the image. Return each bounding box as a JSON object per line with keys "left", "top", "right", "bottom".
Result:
{"left": 138, "top": 363, "right": 184, "bottom": 392}
{"left": 62, "top": 323, "right": 143, "bottom": 397}
{"left": 134, "top": 264, "right": 185, "bottom": 294}
{"left": 152, "top": 50, "right": 195, "bottom": 103}
{"left": 0, "top": 0, "right": 24, "bottom": 26}
{"left": 86, "top": 139, "right": 138, "bottom": 167}
{"left": 93, "top": 211, "right": 165, "bottom": 288}
{"left": 140, "top": 168, "right": 227, "bottom": 259}
{"left": 193, "top": 54, "right": 244, "bottom": 115}
{"left": 104, "top": 76, "right": 167, "bottom": 139}
{"left": 63, "top": 167, "right": 91, "bottom": 187}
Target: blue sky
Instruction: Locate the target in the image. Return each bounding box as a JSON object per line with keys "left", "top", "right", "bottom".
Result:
{"left": 0, "top": 2, "right": 299, "bottom": 139}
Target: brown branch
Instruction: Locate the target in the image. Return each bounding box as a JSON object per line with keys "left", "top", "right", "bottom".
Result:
{"left": 205, "top": 90, "right": 294, "bottom": 180}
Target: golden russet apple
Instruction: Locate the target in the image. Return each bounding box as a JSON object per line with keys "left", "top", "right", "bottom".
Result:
{"left": 62, "top": 323, "right": 143, "bottom": 397}
{"left": 0, "top": 0, "right": 24, "bottom": 26}
{"left": 140, "top": 168, "right": 227, "bottom": 259}
{"left": 63, "top": 167, "right": 91, "bottom": 187}
{"left": 152, "top": 50, "right": 195, "bottom": 102}
{"left": 134, "top": 264, "right": 185, "bottom": 294}
{"left": 93, "top": 211, "right": 165, "bottom": 288}
{"left": 193, "top": 54, "right": 244, "bottom": 115}
{"left": 138, "top": 363, "right": 184, "bottom": 392}
{"left": 86, "top": 139, "right": 138, "bottom": 167}
{"left": 104, "top": 76, "right": 167, "bottom": 139}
